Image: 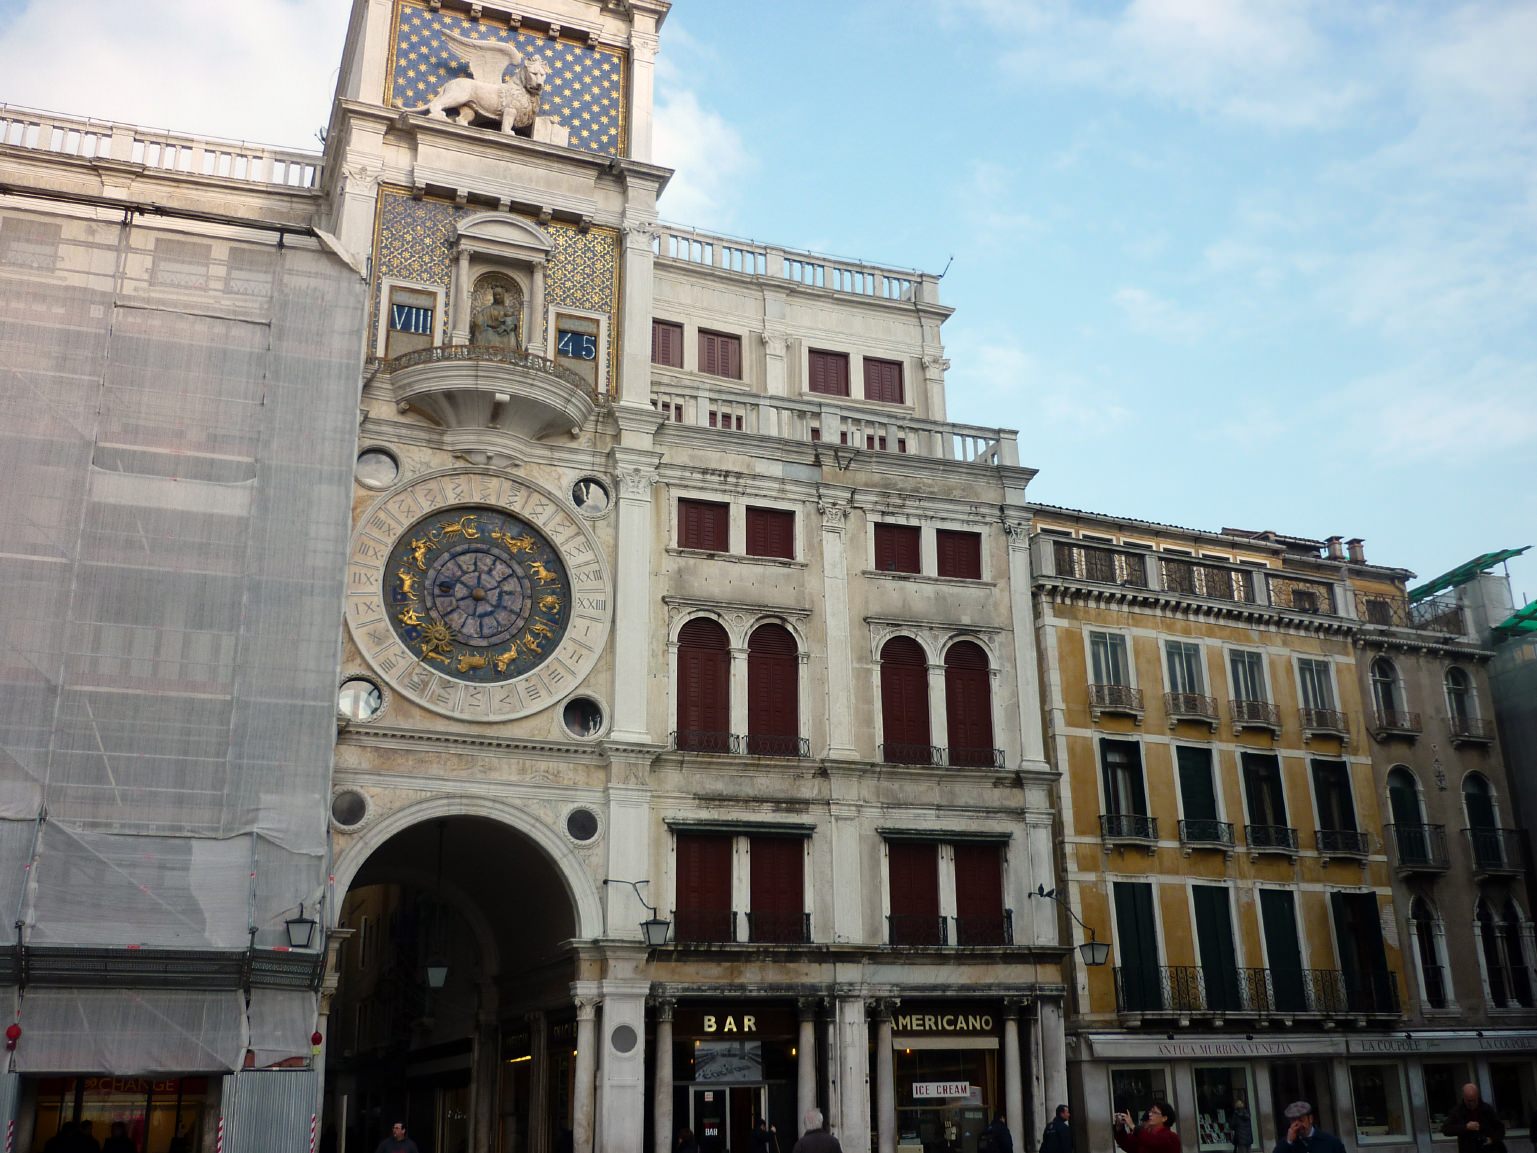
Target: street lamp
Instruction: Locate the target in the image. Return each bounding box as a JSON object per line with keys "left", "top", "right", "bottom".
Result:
{"left": 603, "top": 879, "right": 673, "bottom": 947}
{"left": 1030, "top": 883, "right": 1111, "bottom": 966}
{"left": 285, "top": 905, "right": 319, "bottom": 949}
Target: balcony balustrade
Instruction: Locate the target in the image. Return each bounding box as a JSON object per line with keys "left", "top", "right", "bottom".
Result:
{"left": 1114, "top": 964, "right": 1400, "bottom": 1017}
{"left": 1101, "top": 813, "right": 1159, "bottom": 843}
{"left": 1053, "top": 541, "right": 1149, "bottom": 587}
{"left": 948, "top": 746, "right": 1006, "bottom": 768}
{"left": 673, "top": 908, "right": 737, "bottom": 944}
{"left": 1246, "top": 824, "right": 1299, "bottom": 854}
{"left": 1231, "top": 699, "right": 1281, "bottom": 734}
{"left": 1165, "top": 692, "right": 1219, "bottom": 726}
{"left": 1316, "top": 828, "right": 1370, "bottom": 858}
{"left": 744, "top": 911, "right": 811, "bottom": 945}
{"left": 1370, "top": 708, "right": 1422, "bottom": 740}
{"left": 1447, "top": 715, "right": 1495, "bottom": 745}
{"left": 1089, "top": 683, "right": 1144, "bottom": 718}
{"left": 1301, "top": 707, "right": 1349, "bottom": 738}
{"left": 887, "top": 914, "right": 948, "bottom": 947}
{"left": 744, "top": 733, "right": 811, "bottom": 758}
{"left": 1385, "top": 824, "right": 1449, "bottom": 874}
{"left": 954, "top": 910, "right": 1014, "bottom": 947}
{"left": 880, "top": 742, "right": 947, "bottom": 767}
{"left": 387, "top": 344, "right": 597, "bottom": 440}
{"left": 671, "top": 729, "right": 740, "bottom": 754}
{"left": 1179, "top": 819, "right": 1235, "bottom": 849}
{"left": 1162, "top": 559, "right": 1256, "bottom": 603}
{"left": 1465, "top": 828, "right": 1524, "bottom": 877}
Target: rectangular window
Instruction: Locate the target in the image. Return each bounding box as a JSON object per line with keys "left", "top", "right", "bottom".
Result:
{"left": 1260, "top": 889, "right": 1307, "bottom": 1014}
{"left": 1110, "top": 1069, "right": 1171, "bottom": 1128}
{"left": 1242, "top": 752, "right": 1288, "bottom": 827}
{"left": 1349, "top": 1064, "right": 1410, "bottom": 1142}
{"left": 1424, "top": 1063, "right": 1471, "bottom": 1131}
{"left": 1488, "top": 1061, "right": 1535, "bottom": 1133}
{"left": 1230, "top": 650, "right": 1268, "bottom": 701}
{"left": 807, "top": 349, "right": 850, "bottom": 396}
{"left": 936, "top": 529, "right": 982, "bottom": 579}
{"left": 1331, "top": 891, "right": 1393, "bottom": 1013}
{"left": 151, "top": 237, "right": 211, "bottom": 289}
{"left": 874, "top": 523, "right": 921, "bottom": 573}
{"left": 699, "top": 329, "right": 743, "bottom": 379}
{"left": 675, "top": 833, "right": 734, "bottom": 943}
{"left": 0, "top": 216, "right": 61, "bottom": 271}
{"left": 1193, "top": 887, "right": 1242, "bottom": 1012}
{"left": 1177, "top": 746, "right": 1220, "bottom": 825}
{"left": 1113, "top": 882, "right": 1162, "bottom": 1012}
{"left": 1194, "top": 1067, "right": 1254, "bottom": 1153}
{"left": 1311, "top": 759, "right": 1357, "bottom": 831}
{"left": 887, "top": 841, "right": 941, "bottom": 946}
{"left": 863, "top": 356, "right": 905, "bottom": 403}
{"left": 652, "top": 319, "right": 683, "bottom": 367}
{"left": 224, "top": 246, "right": 274, "bottom": 297}
{"left": 1090, "top": 631, "right": 1131, "bottom": 686}
{"left": 748, "top": 836, "right": 805, "bottom": 944}
{"left": 953, "top": 843, "right": 1007, "bottom": 946}
{"left": 745, "top": 507, "right": 795, "bottom": 560}
{"left": 1298, "top": 658, "right": 1336, "bottom": 710}
{"left": 1166, "top": 641, "right": 1204, "bottom": 695}
{"left": 679, "top": 499, "right": 729, "bottom": 552}
{"left": 1101, "top": 738, "right": 1148, "bottom": 817}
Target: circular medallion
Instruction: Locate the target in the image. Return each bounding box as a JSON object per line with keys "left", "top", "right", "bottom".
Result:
{"left": 346, "top": 471, "right": 613, "bottom": 720}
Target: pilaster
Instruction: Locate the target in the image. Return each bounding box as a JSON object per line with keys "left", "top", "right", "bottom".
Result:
{"left": 608, "top": 447, "right": 661, "bottom": 741}
{"left": 819, "top": 489, "right": 858, "bottom": 759}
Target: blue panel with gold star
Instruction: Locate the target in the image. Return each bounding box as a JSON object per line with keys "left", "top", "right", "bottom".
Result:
{"left": 389, "top": 1, "right": 625, "bottom": 158}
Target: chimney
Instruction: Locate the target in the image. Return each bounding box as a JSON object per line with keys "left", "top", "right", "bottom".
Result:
{"left": 1346, "top": 538, "right": 1366, "bottom": 564}
{"left": 1325, "top": 536, "right": 1344, "bottom": 561}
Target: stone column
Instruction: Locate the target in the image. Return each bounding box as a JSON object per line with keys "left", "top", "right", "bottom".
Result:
{"left": 1038, "top": 998, "right": 1067, "bottom": 1136}
{"left": 653, "top": 1000, "right": 675, "bottom": 1153}
{"left": 797, "top": 998, "right": 819, "bottom": 1126}
{"left": 824, "top": 1012, "right": 840, "bottom": 1141}
{"left": 619, "top": 220, "right": 659, "bottom": 405}
{"left": 530, "top": 264, "right": 546, "bottom": 353}
{"left": 471, "top": 1006, "right": 501, "bottom": 1153}
{"left": 608, "top": 450, "right": 660, "bottom": 742}
{"left": 572, "top": 997, "right": 600, "bottom": 1153}
{"left": 836, "top": 994, "right": 870, "bottom": 1152}
{"left": 1003, "top": 514, "right": 1048, "bottom": 769}
{"left": 452, "top": 248, "right": 472, "bottom": 344}
{"left": 1003, "top": 1001, "right": 1025, "bottom": 1144}
{"left": 1028, "top": 1004, "right": 1046, "bottom": 1146}
{"left": 527, "top": 1011, "right": 549, "bottom": 1153}
{"left": 819, "top": 492, "right": 858, "bottom": 759}
{"left": 873, "top": 1001, "right": 896, "bottom": 1153}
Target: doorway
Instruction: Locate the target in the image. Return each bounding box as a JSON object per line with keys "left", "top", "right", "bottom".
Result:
{"left": 1269, "top": 1062, "right": 1330, "bottom": 1137}
{"left": 690, "top": 1086, "right": 766, "bottom": 1152}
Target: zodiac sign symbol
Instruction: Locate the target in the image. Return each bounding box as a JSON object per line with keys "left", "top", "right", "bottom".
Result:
{"left": 527, "top": 560, "right": 557, "bottom": 584}
{"left": 492, "top": 530, "right": 537, "bottom": 554}
{"left": 418, "top": 621, "right": 454, "bottom": 663}
{"left": 529, "top": 621, "right": 553, "bottom": 638}
{"left": 522, "top": 631, "right": 544, "bottom": 655}
{"left": 537, "top": 594, "right": 561, "bottom": 614}
{"left": 439, "top": 514, "right": 480, "bottom": 540}
{"left": 494, "top": 645, "right": 518, "bottom": 673}
{"left": 397, "top": 606, "right": 426, "bottom": 627}
{"left": 409, "top": 537, "right": 432, "bottom": 569}
{"left": 457, "top": 652, "right": 489, "bottom": 673}
{"left": 397, "top": 568, "right": 419, "bottom": 598}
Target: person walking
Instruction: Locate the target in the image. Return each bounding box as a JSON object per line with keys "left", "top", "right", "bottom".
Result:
{"left": 1114, "top": 1101, "right": 1180, "bottom": 1153}
{"left": 1040, "top": 1105, "right": 1073, "bottom": 1153}
{"left": 1231, "top": 1098, "right": 1253, "bottom": 1153}
{"left": 983, "top": 1111, "right": 1014, "bottom": 1153}
{"left": 373, "top": 1122, "right": 419, "bottom": 1153}
{"left": 750, "top": 1117, "right": 777, "bottom": 1153}
{"left": 1271, "top": 1101, "right": 1345, "bottom": 1153}
{"left": 1443, "top": 1083, "right": 1506, "bottom": 1153}
{"left": 675, "top": 1128, "right": 700, "bottom": 1153}
{"left": 790, "top": 1107, "right": 843, "bottom": 1153}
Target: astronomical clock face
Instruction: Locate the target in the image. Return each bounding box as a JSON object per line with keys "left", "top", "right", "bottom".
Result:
{"left": 345, "top": 471, "right": 612, "bottom": 721}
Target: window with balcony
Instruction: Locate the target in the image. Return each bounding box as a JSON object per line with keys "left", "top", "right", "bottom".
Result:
{"left": 1385, "top": 766, "right": 1442, "bottom": 870}
{"left": 1312, "top": 759, "right": 1364, "bottom": 856}
{"left": 1101, "top": 739, "right": 1153, "bottom": 841}
{"left": 880, "top": 636, "right": 933, "bottom": 764}
{"left": 675, "top": 832, "right": 734, "bottom": 942}
{"left": 151, "top": 237, "right": 211, "bottom": 290}
{"left": 863, "top": 356, "right": 904, "bottom": 404}
{"left": 807, "top": 349, "right": 850, "bottom": 396}
{"left": 679, "top": 498, "right": 730, "bottom": 552}
{"left": 874, "top": 523, "right": 921, "bottom": 573}
{"left": 746, "top": 623, "right": 800, "bottom": 757}
{"left": 887, "top": 840, "right": 942, "bottom": 945}
{"left": 747, "top": 835, "right": 806, "bottom": 943}
{"left": 953, "top": 842, "right": 1008, "bottom": 946}
{"left": 936, "top": 530, "right": 982, "bottom": 580}
{"left": 1463, "top": 773, "right": 1508, "bottom": 872}
{"left": 1476, "top": 898, "right": 1534, "bottom": 1009}
{"left": 1260, "top": 888, "right": 1308, "bottom": 1014}
{"left": 1298, "top": 658, "right": 1344, "bottom": 733}
{"left": 1114, "top": 881, "right": 1162, "bottom": 1012}
{"left": 945, "top": 641, "right": 997, "bottom": 767}
{"left": 1445, "top": 667, "right": 1487, "bottom": 740}
{"left": 698, "top": 329, "right": 743, "bottom": 379}
{"left": 1194, "top": 885, "right": 1242, "bottom": 1012}
{"left": 1409, "top": 897, "right": 1450, "bottom": 1010}
{"left": 1242, "top": 752, "right": 1294, "bottom": 852}
{"left": 675, "top": 617, "right": 730, "bottom": 752}
{"left": 1177, "top": 746, "right": 1230, "bottom": 847}
{"left": 1370, "top": 658, "right": 1417, "bottom": 733}
{"left": 1090, "top": 631, "right": 1140, "bottom": 714}
{"left": 1166, "top": 640, "right": 1216, "bottom": 723}
{"left": 1501, "top": 900, "right": 1534, "bottom": 1008}
{"left": 0, "top": 215, "right": 61, "bottom": 271}
{"left": 651, "top": 319, "right": 684, "bottom": 367}
{"left": 1331, "top": 891, "right": 1396, "bottom": 1013}
{"left": 1229, "top": 650, "right": 1276, "bottom": 729}
{"left": 745, "top": 507, "right": 795, "bottom": 559}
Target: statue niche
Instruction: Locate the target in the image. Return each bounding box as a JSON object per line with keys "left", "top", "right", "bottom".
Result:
{"left": 470, "top": 274, "right": 525, "bottom": 351}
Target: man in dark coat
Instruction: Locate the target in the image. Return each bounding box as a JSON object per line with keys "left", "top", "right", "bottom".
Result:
{"left": 373, "top": 1122, "right": 420, "bottom": 1153}
{"left": 790, "top": 1108, "right": 842, "bottom": 1153}
{"left": 1040, "top": 1105, "right": 1072, "bottom": 1153}
{"left": 1271, "top": 1101, "right": 1345, "bottom": 1153}
{"left": 1442, "top": 1083, "right": 1505, "bottom": 1153}
{"left": 983, "top": 1112, "right": 1014, "bottom": 1153}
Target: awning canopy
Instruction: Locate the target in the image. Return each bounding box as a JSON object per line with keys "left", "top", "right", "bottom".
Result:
{"left": 1409, "top": 547, "right": 1530, "bottom": 602}
{"left": 1494, "top": 600, "right": 1537, "bottom": 638}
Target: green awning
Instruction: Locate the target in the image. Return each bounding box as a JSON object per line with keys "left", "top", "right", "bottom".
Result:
{"left": 1408, "top": 546, "right": 1530, "bottom": 602}
{"left": 1494, "top": 599, "right": 1537, "bottom": 637}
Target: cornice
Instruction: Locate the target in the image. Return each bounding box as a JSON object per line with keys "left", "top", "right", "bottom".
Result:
{"left": 338, "top": 723, "right": 661, "bottom": 762}
{"left": 1033, "top": 577, "right": 1357, "bottom": 637}
{"left": 1352, "top": 631, "right": 1492, "bottom": 662}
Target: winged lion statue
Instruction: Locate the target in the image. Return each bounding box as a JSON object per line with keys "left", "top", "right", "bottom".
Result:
{"left": 402, "top": 30, "right": 550, "bottom": 135}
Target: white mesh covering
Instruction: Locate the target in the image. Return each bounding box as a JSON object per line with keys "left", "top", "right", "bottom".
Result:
{"left": 248, "top": 989, "right": 318, "bottom": 1067}
{"left": 14, "top": 988, "right": 247, "bottom": 1074}
{"left": 0, "top": 202, "right": 363, "bottom": 1026}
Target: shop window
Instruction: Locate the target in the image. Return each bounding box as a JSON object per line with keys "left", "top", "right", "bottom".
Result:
{"left": 945, "top": 642, "right": 996, "bottom": 768}
{"left": 675, "top": 833, "right": 734, "bottom": 943}
{"left": 863, "top": 356, "right": 904, "bottom": 404}
{"left": 1489, "top": 1061, "right": 1536, "bottom": 1133}
{"left": 31, "top": 1077, "right": 208, "bottom": 1153}
{"left": 1194, "top": 1066, "right": 1254, "bottom": 1152}
{"left": 746, "top": 507, "right": 795, "bottom": 559}
{"left": 651, "top": 319, "right": 683, "bottom": 367}
{"left": 808, "top": 348, "right": 850, "bottom": 396}
{"left": 1424, "top": 1063, "right": 1471, "bottom": 1131}
{"left": 679, "top": 498, "right": 730, "bottom": 552}
{"left": 874, "top": 523, "right": 921, "bottom": 573}
{"left": 699, "top": 329, "right": 742, "bottom": 380}
{"left": 895, "top": 1047, "right": 1000, "bottom": 1151}
{"left": 1349, "top": 1064, "right": 1410, "bottom": 1143}
{"left": 936, "top": 529, "right": 982, "bottom": 579}
{"left": 747, "top": 836, "right": 805, "bottom": 943}
{"left": 1110, "top": 1067, "right": 1171, "bottom": 1129}
{"left": 880, "top": 636, "right": 932, "bottom": 764}
{"left": 887, "top": 841, "right": 941, "bottom": 945}
{"left": 676, "top": 617, "right": 730, "bottom": 752}
{"left": 953, "top": 842, "right": 1007, "bottom": 945}
{"left": 746, "top": 623, "right": 800, "bottom": 757}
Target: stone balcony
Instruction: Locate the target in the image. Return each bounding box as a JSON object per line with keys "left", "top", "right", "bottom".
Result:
{"left": 385, "top": 344, "right": 598, "bottom": 440}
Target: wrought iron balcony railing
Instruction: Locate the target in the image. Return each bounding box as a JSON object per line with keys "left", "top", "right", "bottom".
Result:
{"left": 1165, "top": 692, "right": 1219, "bottom": 724}
{"left": 1053, "top": 541, "right": 1149, "bottom": 587}
{"left": 887, "top": 914, "right": 948, "bottom": 947}
{"left": 880, "top": 742, "right": 946, "bottom": 766}
{"left": 1370, "top": 708, "right": 1422, "bottom": 738}
{"left": 1447, "top": 715, "right": 1495, "bottom": 744}
{"left": 744, "top": 911, "right": 811, "bottom": 945}
{"left": 1301, "top": 707, "right": 1349, "bottom": 736}
{"left": 1356, "top": 592, "right": 1465, "bottom": 635}
{"left": 1179, "top": 819, "right": 1235, "bottom": 848}
{"left": 1464, "top": 827, "right": 1524, "bottom": 876}
{"left": 1161, "top": 559, "right": 1256, "bottom": 603}
{"left": 954, "top": 910, "right": 1014, "bottom": 947}
{"left": 1316, "top": 828, "right": 1370, "bottom": 857}
{"left": 1114, "top": 965, "right": 1401, "bottom": 1017}
{"left": 1385, "top": 824, "right": 1449, "bottom": 874}
{"left": 744, "top": 733, "right": 811, "bottom": 758}
{"left": 1101, "top": 813, "right": 1158, "bottom": 842}
{"left": 671, "top": 729, "right": 740, "bottom": 754}
{"left": 948, "top": 746, "right": 1006, "bottom": 768}
{"left": 1231, "top": 699, "right": 1281, "bottom": 731}
{"left": 1089, "top": 683, "right": 1143, "bottom": 714}
{"left": 672, "top": 908, "right": 737, "bottom": 944}
{"left": 1246, "top": 824, "right": 1298, "bottom": 853}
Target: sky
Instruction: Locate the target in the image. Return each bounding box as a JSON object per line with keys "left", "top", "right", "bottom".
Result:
{"left": 0, "top": 0, "right": 1533, "bottom": 606}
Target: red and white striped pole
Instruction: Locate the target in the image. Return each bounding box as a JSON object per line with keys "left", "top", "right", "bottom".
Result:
{"left": 8, "top": 1117, "right": 16, "bottom": 1152}
{"left": 215, "top": 1116, "right": 224, "bottom": 1153}
{"left": 310, "top": 1113, "right": 318, "bottom": 1153}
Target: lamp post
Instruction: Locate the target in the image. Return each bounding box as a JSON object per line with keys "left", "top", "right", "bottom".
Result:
{"left": 1029, "top": 883, "right": 1111, "bottom": 966}
{"left": 285, "top": 905, "right": 319, "bottom": 949}
{"left": 602, "top": 879, "right": 673, "bottom": 946}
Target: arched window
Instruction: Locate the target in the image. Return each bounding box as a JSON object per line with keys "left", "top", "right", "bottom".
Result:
{"left": 1463, "top": 774, "right": 1504, "bottom": 870}
{"left": 1370, "top": 657, "right": 1401, "bottom": 720}
{"left": 1386, "top": 767, "right": 1432, "bottom": 867}
{"left": 1445, "top": 667, "right": 1476, "bottom": 733}
{"left": 747, "top": 623, "right": 800, "bottom": 757}
{"left": 880, "top": 637, "right": 932, "bottom": 764}
{"left": 1409, "top": 897, "right": 1447, "bottom": 1009}
{"left": 1502, "top": 900, "right": 1534, "bottom": 1008}
{"left": 945, "top": 641, "right": 996, "bottom": 767}
{"left": 1478, "top": 898, "right": 1512, "bottom": 1007}
{"left": 676, "top": 617, "right": 730, "bottom": 752}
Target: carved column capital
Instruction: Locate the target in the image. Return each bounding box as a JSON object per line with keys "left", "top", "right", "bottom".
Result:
{"left": 574, "top": 996, "right": 601, "bottom": 1019}
{"left": 1002, "top": 516, "right": 1031, "bottom": 541}
{"left": 869, "top": 997, "right": 899, "bottom": 1021}
{"left": 922, "top": 354, "right": 951, "bottom": 375}
{"left": 763, "top": 332, "right": 787, "bottom": 358}
{"left": 650, "top": 996, "right": 675, "bottom": 1020}
{"left": 797, "top": 996, "right": 821, "bottom": 1020}
{"left": 617, "top": 466, "right": 658, "bottom": 499}
{"left": 818, "top": 499, "right": 850, "bottom": 530}
{"left": 630, "top": 30, "right": 660, "bottom": 61}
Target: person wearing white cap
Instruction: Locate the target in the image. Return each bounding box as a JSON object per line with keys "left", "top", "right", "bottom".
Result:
{"left": 1272, "top": 1102, "right": 1344, "bottom": 1153}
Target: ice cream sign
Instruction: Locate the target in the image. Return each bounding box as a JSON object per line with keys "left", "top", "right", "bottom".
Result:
{"left": 912, "top": 1082, "right": 975, "bottom": 1100}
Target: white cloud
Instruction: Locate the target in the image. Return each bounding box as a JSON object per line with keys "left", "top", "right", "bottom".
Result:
{"left": 651, "top": 86, "right": 752, "bottom": 229}
{"left": 1112, "top": 286, "right": 1208, "bottom": 342}
{"left": 944, "top": 329, "right": 1134, "bottom": 432}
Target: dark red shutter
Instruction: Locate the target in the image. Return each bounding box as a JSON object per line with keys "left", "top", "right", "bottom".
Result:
{"left": 887, "top": 841, "right": 940, "bottom": 945}
{"left": 747, "top": 623, "right": 799, "bottom": 756}
{"left": 699, "top": 330, "right": 742, "bottom": 379}
{"left": 954, "top": 843, "right": 1005, "bottom": 945}
{"left": 676, "top": 833, "right": 733, "bottom": 942}
{"left": 676, "top": 617, "right": 730, "bottom": 750}
{"left": 863, "top": 357, "right": 904, "bottom": 404}
{"left": 945, "top": 641, "right": 995, "bottom": 766}
{"left": 808, "top": 350, "right": 849, "bottom": 396}
{"left": 679, "top": 499, "right": 729, "bottom": 551}
{"left": 652, "top": 320, "right": 683, "bottom": 367}
{"left": 874, "top": 524, "right": 921, "bottom": 573}
{"left": 746, "top": 507, "right": 795, "bottom": 559}
{"left": 749, "top": 836, "right": 804, "bottom": 943}
{"left": 936, "top": 530, "right": 982, "bottom": 579}
{"left": 880, "top": 637, "right": 931, "bottom": 762}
